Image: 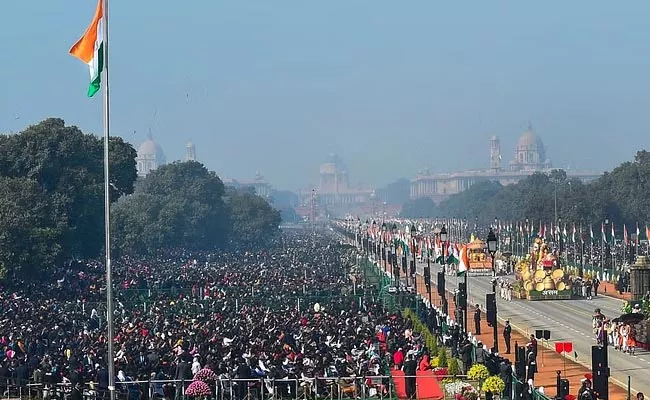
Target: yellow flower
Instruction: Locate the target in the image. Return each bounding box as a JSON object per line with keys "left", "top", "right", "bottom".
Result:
{"left": 467, "top": 364, "right": 489, "bottom": 380}
{"left": 482, "top": 376, "right": 505, "bottom": 394}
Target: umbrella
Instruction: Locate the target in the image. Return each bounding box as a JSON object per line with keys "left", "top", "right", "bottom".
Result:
{"left": 612, "top": 313, "right": 644, "bottom": 324}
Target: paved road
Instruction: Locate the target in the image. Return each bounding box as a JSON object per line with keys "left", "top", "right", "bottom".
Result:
{"left": 415, "top": 262, "right": 649, "bottom": 395}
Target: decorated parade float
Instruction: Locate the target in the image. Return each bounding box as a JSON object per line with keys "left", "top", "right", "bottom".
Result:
{"left": 514, "top": 237, "right": 573, "bottom": 300}
{"left": 466, "top": 238, "right": 494, "bottom": 276}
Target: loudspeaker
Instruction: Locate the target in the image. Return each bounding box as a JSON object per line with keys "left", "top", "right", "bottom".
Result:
{"left": 424, "top": 265, "right": 431, "bottom": 287}
{"left": 591, "top": 345, "right": 607, "bottom": 370}
{"left": 485, "top": 293, "right": 496, "bottom": 326}
{"left": 535, "top": 330, "right": 543, "bottom": 339}
{"left": 593, "top": 370, "right": 609, "bottom": 400}
{"left": 559, "top": 379, "right": 569, "bottom": 398}
{"left": 437, "top": 271, "right": 445, "bottom": 295}
{"left": 486, "top": 293, "right": 496, "bottom": 313}
{"left": 457, "top": 282, "right": 467, "bottom": 309}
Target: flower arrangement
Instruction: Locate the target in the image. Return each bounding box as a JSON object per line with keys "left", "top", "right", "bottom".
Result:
{"left": 482, "top": 375, "right": 505, "bottom": 394}
{"left": 467, "top": 364, "right": 490, "bottom": 381}
{"left": 444, "top": 381, "right": 479, "bottom": 400}
{"left": 185, "top": 380, "right": 212, "bottom": 397}
{"left": 447, "top": 358, "right": 460, "bottom": 377}
{"left": 432, "top": 367, "right": 448, "bottom": 378}
{"left": 437, "top": 347, "right": 448, "bottom": 369}
{"left": 194, "top": 368, "right": 217, "bottom": 382}
{"left": 431, "top": 357, "right": 439, "bottom": 368}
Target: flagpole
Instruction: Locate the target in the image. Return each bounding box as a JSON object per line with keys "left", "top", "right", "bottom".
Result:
{"left": 101, "top": 0, "right": 116, "bottom": 398}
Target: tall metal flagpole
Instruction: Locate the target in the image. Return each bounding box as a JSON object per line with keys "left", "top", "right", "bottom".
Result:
{"left": 101, "top": 0, "right": 116, "bottom": 399}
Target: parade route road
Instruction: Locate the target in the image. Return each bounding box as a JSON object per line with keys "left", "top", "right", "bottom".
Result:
{"left": 416, "top": 262, "right": 650, "bottom": 395}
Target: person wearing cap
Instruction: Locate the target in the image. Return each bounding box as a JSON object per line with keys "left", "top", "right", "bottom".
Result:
{"left": 578, "top": 377, "right": 594, "bottom": 400}
{"left": 503, "top": 320, "right": 512, "bottom": 354}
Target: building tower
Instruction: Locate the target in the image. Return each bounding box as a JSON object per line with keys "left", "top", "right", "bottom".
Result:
{"left": 185, "top": 141, "right": 196, "bottom": 161}
{"left": 489, "top": 135, "right": 502, "bottom": 172}
{"left": 136, "top": 130, "right": 166, "bottom": 177}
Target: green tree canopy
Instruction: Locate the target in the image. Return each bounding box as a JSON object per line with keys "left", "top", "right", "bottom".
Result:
{"left": 112, "top": 161, "right": 229, "bottom": 253}
{"left": 0, "top": 177, "right": 62, "bottom": 278}
{"left": 400, "top": 197, "right": 439, "bottom": 218}
{"left": 0, "top": 118, "right": 137, "bottom": 264}
{"left": 225, "top": 187, "right": 281, "bottom": 248}
{"left": 429, "top": 151, "right": 650, "bottom": 228}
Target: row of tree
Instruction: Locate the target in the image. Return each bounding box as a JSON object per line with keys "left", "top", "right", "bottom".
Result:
{"left": 400, "top": 150, "right": 650, "bottom": 227}
{"left": 0, "top": 119, "right": 280, "bottom": 278}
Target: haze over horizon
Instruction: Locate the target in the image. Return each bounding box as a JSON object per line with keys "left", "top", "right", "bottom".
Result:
{"left": 2, "top": 1, "right": 650, "bottom": 191}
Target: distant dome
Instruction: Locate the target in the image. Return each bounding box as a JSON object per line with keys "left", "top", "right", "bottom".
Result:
{"left": 516, "top": 131, "right": 541, "bottom": 149}
{"left": 138, "top": 139, "right": 165, "bottom": 161}
{"left": 510, "top": 124, "right": 548, "bottom": 170}
{"left": 325, "top": 153, "right": 346, "bottom": 169}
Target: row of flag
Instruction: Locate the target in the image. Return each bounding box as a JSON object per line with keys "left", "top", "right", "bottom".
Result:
{"left": 487, "top": 220, "right": 650, "bottom": 246}
{"left": 364, "top": 222, "right": 470, "bottom": 276}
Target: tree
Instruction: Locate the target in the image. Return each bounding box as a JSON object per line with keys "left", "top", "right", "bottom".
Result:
{"left": 0, "top": 118, "right": 137, "bottom": 259}
{"left": 226, "top": 187, "right": 281, "bottom": 248}
{"left": 400, "top": 197, "right": 439, "bottom": 218}
{"left": 377, "top": 178, "right": 411, "bottom": 205}
{"left": 0, "top": 177, "right": 62, "bottom": 278}
{"left": 113, "top": 161, "right": 229, "bottom": 253}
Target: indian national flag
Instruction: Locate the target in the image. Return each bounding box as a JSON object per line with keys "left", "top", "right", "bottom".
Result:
{"left": 447, "top": 243, "right": 459, "bottom": 265}
{"left": 457, "top": 245, "right": 470, "bottom": 277}
{"left": 69, "top": 0, "right": 104, "bottom": 97}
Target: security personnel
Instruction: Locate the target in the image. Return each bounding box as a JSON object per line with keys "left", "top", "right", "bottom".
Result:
{"left": 503, "top": 320, "right": 512, "bottom": 354}
{"left": 474, "top": 305, "right": 482, "bottom": 334}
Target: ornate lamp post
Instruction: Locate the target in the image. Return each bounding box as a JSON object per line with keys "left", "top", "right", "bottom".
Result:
{"left": 391, "top": 223, "right": 400, "bottom": 286}
{"left": 487, "top": 227, "right": 499, "bottom": 353}
{"left": 440, "top": 224, "right": 449, "bottom": 319}
{"left": 411, "top": 225, "right": 418, "bottom": 290}
{"left": 381, "top": 222, "right": 387, "bottom": 273}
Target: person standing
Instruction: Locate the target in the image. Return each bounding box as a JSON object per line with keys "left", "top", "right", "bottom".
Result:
{"left": 403, "top": 354, "right": 418, "bottom": 400}
{"left": 503, "top": 320, "right": 512, "bottom": 354}
{"left": 592, "top": 277, "right": 600, "bottom": 297}
{"left": 474, "top": 305, "right": 482, "bottom": 335}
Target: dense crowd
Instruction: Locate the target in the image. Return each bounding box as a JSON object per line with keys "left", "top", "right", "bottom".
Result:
{"left": 0, "top": 231, "right": 439, "bottom": 400}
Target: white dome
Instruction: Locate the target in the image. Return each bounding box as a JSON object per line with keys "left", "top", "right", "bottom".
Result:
{"left": 138, "top": 139, "right": 165, "bottom": 161}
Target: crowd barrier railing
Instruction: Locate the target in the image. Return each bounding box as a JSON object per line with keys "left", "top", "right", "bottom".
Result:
{"left": 0, "top": 374, "right": 472, "bottom": 400}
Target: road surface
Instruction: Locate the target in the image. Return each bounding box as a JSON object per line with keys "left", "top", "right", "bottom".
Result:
{"left": 416, "top": 262, "right": 649, "bottom": 395}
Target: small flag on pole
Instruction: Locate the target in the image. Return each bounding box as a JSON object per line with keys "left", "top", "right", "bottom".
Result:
{"left": 457, "top": 245, "right": 470, "bottom": 277}
{"left": 69, "top": 0, "right": 104, "bottom": 97}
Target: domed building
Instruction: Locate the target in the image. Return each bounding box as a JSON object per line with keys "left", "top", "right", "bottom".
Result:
{"left": 136, "top": 133, "right": 166, "bottom": 177}
{"left": 410, "top": 123, "right": 599, "bottom": 203}
{"left": 509, "top": 124, "right": 551, "bottom": 171}
{"left": 297, "top": 154, "right": 374, "bottom": 216}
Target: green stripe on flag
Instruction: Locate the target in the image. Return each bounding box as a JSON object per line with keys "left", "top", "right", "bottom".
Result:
{"left": 88, "top": 43, "right": 103, "bottom": 97}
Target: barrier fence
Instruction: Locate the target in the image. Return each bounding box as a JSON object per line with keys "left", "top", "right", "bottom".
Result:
{"left": 0, "top": 375, "right": 472, "bottom": 400}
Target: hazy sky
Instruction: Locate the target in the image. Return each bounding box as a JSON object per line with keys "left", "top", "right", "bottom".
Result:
{"left": 2, "top": 1, "right": 650, "bottom": 191}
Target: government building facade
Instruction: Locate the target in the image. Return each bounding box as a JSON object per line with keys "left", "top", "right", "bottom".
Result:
{"left": 410, "top": 126, "right": 600, "bottom": 203}
{"left": 298, "top": 154, "right": 375, "bottom": 217}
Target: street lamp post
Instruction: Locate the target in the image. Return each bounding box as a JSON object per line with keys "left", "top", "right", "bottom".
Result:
{"left": 558, "top": 217, "right": 563, "bottom": 268}
{"left": 440, "top": 225, "right": 449, "bottom": 318}
{"left": 411, "top": 225, "right": 417, "bottom": 291}
{"left": 391, "top": 223, "right": 400, "bottom": 286}
{"left": 381, "top": 222, "right": 387, "bottom": 271}
{"left": 603, "top": 218, "right": 609, "bottom": 278}
{"left": 487, "top": 228, "right": 499, "bottom": 353}
{"left": 425, "top": 236, "right": 432, "bottom": 307}
{"left": 390, "top": 242, "right": 396, "bottom": 286}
